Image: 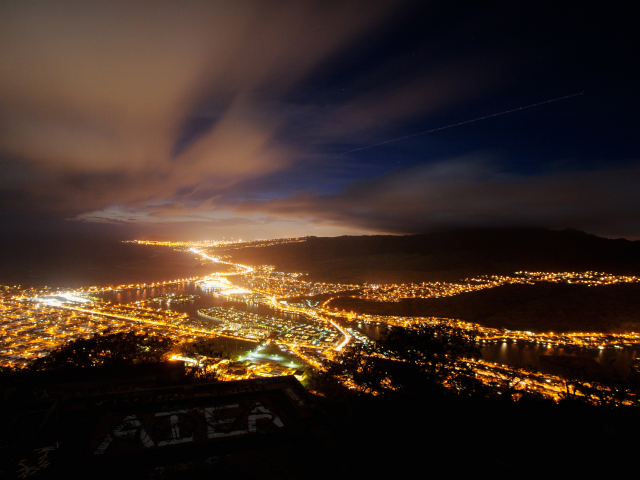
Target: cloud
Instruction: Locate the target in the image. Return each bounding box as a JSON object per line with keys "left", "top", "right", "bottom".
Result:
{"left": 4, "top": 1, "right": 633, "bottom": 241}
{"left": 317, "top": 57, "right": 499, "bottom": 148}
{"left": 232, "top": 157, "right": 640, "bottom": 238}
{"left": 0, "top": 1, "right": 394, "bottom": 220}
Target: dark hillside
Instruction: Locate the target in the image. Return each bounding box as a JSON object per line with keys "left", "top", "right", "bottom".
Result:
{"left": 221, "top": 228, "right": 640, "bottom": 283}
{"left": 329, "top": 282, "right": 640, "bottom": 333}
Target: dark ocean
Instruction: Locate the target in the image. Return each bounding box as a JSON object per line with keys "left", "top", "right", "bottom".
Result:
{"left": 0, "top": 234, "right": 204, "bottom": 287}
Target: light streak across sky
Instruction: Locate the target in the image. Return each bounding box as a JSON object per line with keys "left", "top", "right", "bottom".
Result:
{"left": 340, "top": 92, "right": 585, "bottom": 154}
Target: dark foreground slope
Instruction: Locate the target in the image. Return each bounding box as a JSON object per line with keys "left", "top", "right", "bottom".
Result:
{"left": 330, "top": 283, "right": 640, "bottom": 333}
{"left": 224, "top": 228, "right": 640, "bottom": 284}
{"left": 2, "top": 367, "right": 636, "bottom": 478}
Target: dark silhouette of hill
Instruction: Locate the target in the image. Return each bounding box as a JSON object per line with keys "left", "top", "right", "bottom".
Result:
{"left": 223, "top": 228, "right": 640, "bottom": 284}
{"left": 329, "top": 282, "right": 640, "bottom": 333}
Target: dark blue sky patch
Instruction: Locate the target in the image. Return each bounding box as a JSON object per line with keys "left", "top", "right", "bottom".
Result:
{"left": 171, "top": 113, "right": 223, "bottom": 158}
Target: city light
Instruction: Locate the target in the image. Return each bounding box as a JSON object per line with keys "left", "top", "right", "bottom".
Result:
{"left": 2, "top": 239, "right": 639, "bottom": 403}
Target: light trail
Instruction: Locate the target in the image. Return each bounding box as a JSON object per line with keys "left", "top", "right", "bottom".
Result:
{"left": 191, "top": 248, "right": 253, "bottom": 274}
{"left": 287, "top": 344, "right": 325, "bottom": 369}
{"left": 267, "top": 295, "right": 351, "bottom": 350}
{"left": 40, "top": 303, "right": 255, "bottom": 341}
{"left": 196, "top": 248, "right": 351, "bottom": 352}
{"left": 326, "top": 317, "right": 351, "bottom": 350}
{"left": 340, "top": 92, "right": 584, "bottom": 154}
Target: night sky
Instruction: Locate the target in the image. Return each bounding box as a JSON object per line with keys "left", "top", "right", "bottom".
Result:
{"left": 1, "top": 1, "right": 638, "bottom": 240}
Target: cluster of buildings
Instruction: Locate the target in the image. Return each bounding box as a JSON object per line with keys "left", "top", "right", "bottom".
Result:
{"left": 356, "top": 271, "right": 640, "bottom": 302}
{"left": 203, "top": 236, "right": 307, "bottom": 251}
{"left": 198, "top": 306, "right": 341, "bottom": 347}
{"left": 358, "top": 279, "right": 504, "bottom": 302}
{"left": 466, "top": 358, "right": 570, "bottom": 400}
{"left": 140, "top": 293, "right": 200, "bottom": 305}
{"left": 244, "top": 264, "right": 358, "bottom": 297}
{"left": 4, "top": 251, "right": 640, "bottom": 403}
{"left": 223, "top": 362, "right": 304, "bottom": 381}
{"left": 280, "top": 323, "right": 341, "bottom": 347}
{"left": 221, "top": 350, "right": 306, "bottom": 381}
{"left": 0, "top": 288, "right": 225, "bottom": 367}
{"left": 322, "top": 305, "right": 640, "bottom": 350}
{"left": 0, "top": 300, "right": 109, "bottom": 367}
{"left": 514, "top": 270, "right": 640, "bottom": 285}
{"left": 72, "top": 277, "right": 201, "bottom": 295}
{"left": 127, "top": 236, "right": 307, "bottom": 250}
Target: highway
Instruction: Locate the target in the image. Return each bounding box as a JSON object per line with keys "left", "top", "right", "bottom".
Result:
{"left": 192, "top": 249, "right": 352, "bottom": 352}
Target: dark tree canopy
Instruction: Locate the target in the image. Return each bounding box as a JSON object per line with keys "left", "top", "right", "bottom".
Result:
{"left": 380, "top": 324, "right": 481, "bottom": 390}
{"left": 178, "top": 340, "right": 238, "bottom": 381}
{"left": 30, "top": 331, "right": 175, "bottom": 371}
{"left": 556, "top": 361, "right": 640, "bottom": 407}
{"left": 320, "top": 324, "right": 481, "bottom": 398}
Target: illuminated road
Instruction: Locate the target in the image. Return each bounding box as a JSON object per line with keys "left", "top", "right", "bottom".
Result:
{"left": 325, "top": 317, "right": 351, "bottom": 350}
{"left": 191, "top": 248, "right": 253, "bottom": 274}
{"left": 192, "top": 249, "right": 351, "bottom": 351}
{"left": 4, "top": 241, "right": 637, "bottom": 402}
{"left": 266, "top": 295, "right": 351, "bottom": 350}
{"left": 38, "top": 303, "right": 258, "bottom": 342}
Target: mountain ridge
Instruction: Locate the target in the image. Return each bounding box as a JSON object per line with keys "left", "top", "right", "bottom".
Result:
{"left": 222, "top": 228, "right": 640, "bottom": 283}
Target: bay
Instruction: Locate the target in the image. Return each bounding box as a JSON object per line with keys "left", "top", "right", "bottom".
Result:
{"left": 3, "top": 235, "right": 636, "bottom": 375}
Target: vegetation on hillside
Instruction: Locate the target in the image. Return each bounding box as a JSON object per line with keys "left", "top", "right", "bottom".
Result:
{"left": 313, "top": 324, "right": 640, "bottom": 407}
{"left": 329, "top": 282, "right": 640, "bottom": 333}
{"left": 29, "top": 331, "right": 174, "bottom": 371}
{"left": 222, "top": 228, "right": 640, "bottom": 284}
